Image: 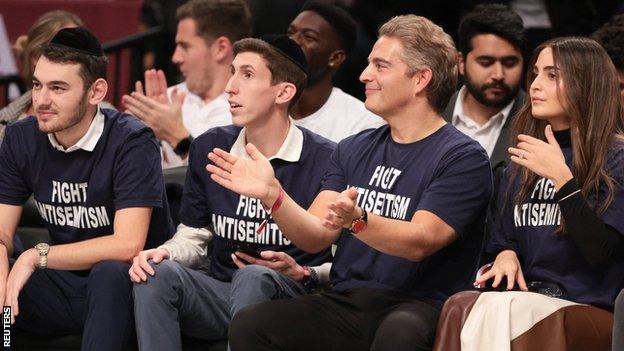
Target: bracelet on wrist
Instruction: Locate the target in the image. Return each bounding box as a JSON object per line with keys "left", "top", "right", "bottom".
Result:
{"left": 256, "top": 187, "right": 285, "bottom": 236}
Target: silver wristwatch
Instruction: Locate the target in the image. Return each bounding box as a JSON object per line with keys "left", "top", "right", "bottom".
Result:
{"left": 34, "top": 243, "right": 50, "bottom": 269}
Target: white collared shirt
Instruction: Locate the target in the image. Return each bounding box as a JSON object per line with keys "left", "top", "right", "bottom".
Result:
{"left": 229, "top": 118, "right": 303, "bottom": 162}
{"left": 161, "top": 82, "right": 232, "bottom": 169}
{"left": 48, "top": 106, "right": 105, "bottom": 153}
{"left": 451, "top": 86, "right": 515, "bottom": 157}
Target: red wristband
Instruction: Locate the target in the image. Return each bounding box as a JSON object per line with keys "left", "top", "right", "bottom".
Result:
{"left": 268, "top": 187, "right": 284, "bottom": 214}
{"left": 256, "top": 187, "right": 284, "bottom": 235}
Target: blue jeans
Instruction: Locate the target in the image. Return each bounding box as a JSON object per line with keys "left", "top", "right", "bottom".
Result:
{"left": 15, "top": 260, "right": 134, "bottom": 351}
{"left": 133, "top": 260, "right": 307, "bottom": 351}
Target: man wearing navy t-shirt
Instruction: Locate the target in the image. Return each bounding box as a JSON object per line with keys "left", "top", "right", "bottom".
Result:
{"left": 212, "top": 15, "right": 493, "bottom": 351}
{"left": 130, "top": 35, "right": 334, "bottom": 349}
{"left": 0, "top": 28, "right": 172, "bottom": 351}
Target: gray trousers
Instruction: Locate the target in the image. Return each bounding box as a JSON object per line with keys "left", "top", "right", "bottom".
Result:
{"left": 133, "top": 260, "right": 307, "bottom": 351}
{"left": 614, "top": 288, "right": 624, "bottom": 351}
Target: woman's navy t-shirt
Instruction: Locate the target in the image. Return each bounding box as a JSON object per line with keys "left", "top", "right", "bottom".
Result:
{"left": 489, "top": 131, "right": 624, "bottom": 309}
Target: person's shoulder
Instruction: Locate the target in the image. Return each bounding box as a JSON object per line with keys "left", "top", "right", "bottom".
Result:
{"left": 605, "top": 136, "right": 624, "bottom": 171}
{"left": 299, "top": 125, "right": 337, "bottom": 154}
{"left": 337, "top": 124, "right": 388, "bottom": 149}
{"left": 440, "top": 123, "right": 483, "bottom": 147}
{"left": 608, "top": 136, "right": 624, "bottom": 152}
{"left": 436, "top": 124, "right": 489, "bottom": 159}
{"left": 6, "top": 115, "right": 37, "bottom": 131}
{"left": 104, "top": 109, "right": 151, "bottom": 136}
{"left": 3, "top": 115, "right": 39, "bottom": 144}
{"left": 194, "top": 124, "right": 241, "bottom": 148}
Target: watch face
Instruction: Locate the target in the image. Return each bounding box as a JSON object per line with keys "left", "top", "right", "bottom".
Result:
{"left": 351, "top": 220, "right": 366, "bottom": 233}
{"left": 35, "top": 243, "right": 50, "bottom": 253}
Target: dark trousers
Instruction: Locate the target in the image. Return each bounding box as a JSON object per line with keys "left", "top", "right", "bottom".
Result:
{"left": 14, "top": 260, "right": 134, "bottom": 351}
{"left": 229, "top": 288, "right": 441, "bottom": 351}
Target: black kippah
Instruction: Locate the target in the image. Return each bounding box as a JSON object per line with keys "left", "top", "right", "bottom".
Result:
{"left": 49, "top": 27, "right": 104, "bottom": 57}
{"left": 301, "top": 1, "right": 357, "bottom": 54}
{"left": 260, "top": 34, "right": 307, "bottom": 74}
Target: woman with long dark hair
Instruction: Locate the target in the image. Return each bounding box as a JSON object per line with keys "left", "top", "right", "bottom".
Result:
{"left": 434, "top": 37, "right": 624, "bottom": 351}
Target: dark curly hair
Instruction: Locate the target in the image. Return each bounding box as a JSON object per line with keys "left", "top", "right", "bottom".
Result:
{"left": 458, "top": 4, "right": 525, "bottom": 54}
{"left": 592, "top": 14, "right": 624, "bottom": 71}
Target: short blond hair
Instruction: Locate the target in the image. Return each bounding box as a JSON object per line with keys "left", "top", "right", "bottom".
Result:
{"left": 379, "top": 15, "right": 458, "bottom": 113}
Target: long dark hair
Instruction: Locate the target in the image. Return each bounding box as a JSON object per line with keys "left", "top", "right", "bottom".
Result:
{"left": 510, "top": 37, "right": 624, "bottom": 231}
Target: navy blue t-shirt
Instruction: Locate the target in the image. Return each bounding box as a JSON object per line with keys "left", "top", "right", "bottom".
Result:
{"left": 0, "top": 109, "right": 173, "bottom": 249}
{"left": 180, "top": 125, "right": 334, "bottom": 282}
{"left": 489, "top": 132, "right": 624, "bottom": 309}
{"left": 321, "top": 124, "right": 492, "bottom": 301}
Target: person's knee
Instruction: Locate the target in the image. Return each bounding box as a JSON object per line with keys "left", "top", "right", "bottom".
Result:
{"left": 371, "top": 306, "right": 438, "bottom": 351}
{"left": 230, "top": 265, "right": 283, "bottom": 313}
{"left": 230, "top": 264, "right": 280, "bottom": 298}
{"left": 90, "top": 260, "right": 130, "bottom": 280}
{"left": 86, "top": 261, "right": 134, "bottom": 316}
{"left": 232, "top": 264, "right": 277, "bottom": 284}
{"left": 89, "top": 260, "right": 131, "bottom": 290}
{"left": 132, "top": 259, "right": 181, "bottom": 300}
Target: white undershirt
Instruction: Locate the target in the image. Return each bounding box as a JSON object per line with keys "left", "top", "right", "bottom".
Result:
{"left": 451, "top": 86, "right": 515, "bottom": 157}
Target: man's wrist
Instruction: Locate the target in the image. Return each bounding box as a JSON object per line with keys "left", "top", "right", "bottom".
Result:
{"left": 262, "top": 180, "right": 282, "bottom": 209}
{"left": 174, "top": 128, "right": 190, "bottom": 144}
{"left": 26, "top": 248, "right": 40, "bottom": 269}
{"left": 165, "top": 122, "right": 190, "bottom": 147}
{"left": 348, "top": 207, "right": 368, "bottom": 234}
{"left": 353, "top": 206, "right": 363, "bottom": 223}
{"left": 295, "top": 265, "right": 307, "bottom": 282}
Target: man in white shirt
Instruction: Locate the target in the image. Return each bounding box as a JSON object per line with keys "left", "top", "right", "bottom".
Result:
{"left": 442, "top": 4, "right": 526, "bottom": 170}
{"left": 287, "top": 1, "right": 384, "bottom": 143}
{"left": 123, "top": 0, "right": 251, "bottom": 168}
